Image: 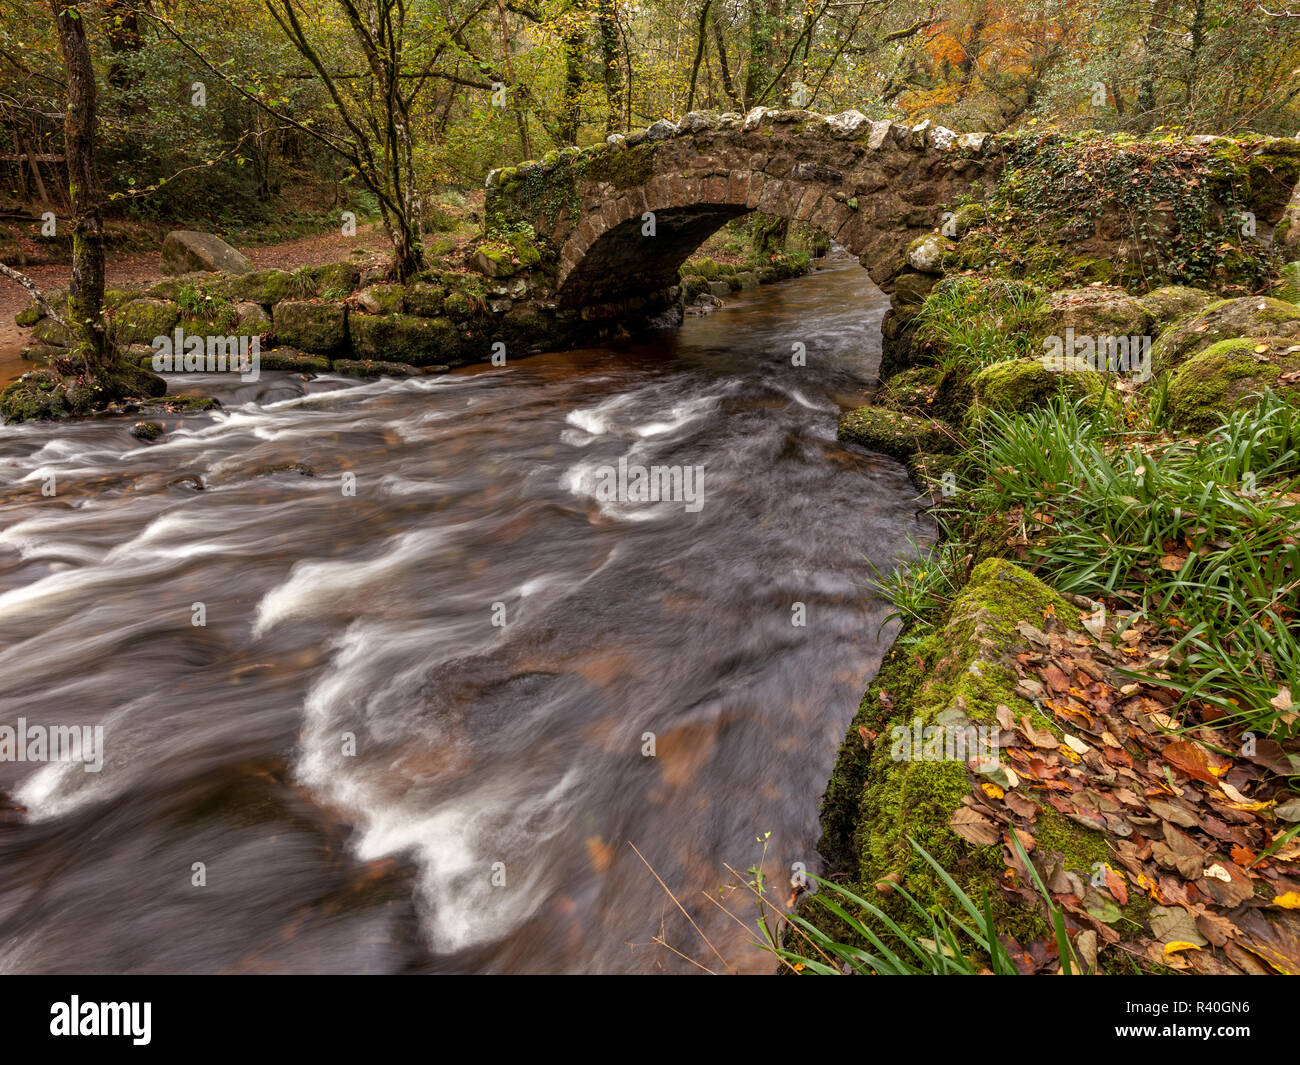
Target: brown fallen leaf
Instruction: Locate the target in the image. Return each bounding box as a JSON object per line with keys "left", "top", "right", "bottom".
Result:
{"left": 1162, "top": 739, "right": 1220, "bottom": 785}
{"left": 949, "top": 807, "right": 1000, "bottom": 846}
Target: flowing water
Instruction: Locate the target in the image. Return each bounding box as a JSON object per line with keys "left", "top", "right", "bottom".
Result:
{"left": 0, "top": 259, "right": 932, "bottom": 974}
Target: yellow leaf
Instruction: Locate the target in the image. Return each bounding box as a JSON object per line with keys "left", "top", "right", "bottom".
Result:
{"left": 1163, "top": 941, "right": 1203, "bottom": 955}
{"left": 1273, "top": 892, "right": 1300, "bottom": 909}
{"left": 981, "top": 782, "right": 1005, "bottom": 799}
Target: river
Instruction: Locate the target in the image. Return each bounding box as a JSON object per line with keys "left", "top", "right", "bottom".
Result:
{"left": 0, "top": 258, "right": 932, "bottom": 974}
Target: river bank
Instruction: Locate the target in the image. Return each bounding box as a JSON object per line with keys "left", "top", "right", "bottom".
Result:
{"left": 808, "top": 204, "right": 1300, "bottom": 973}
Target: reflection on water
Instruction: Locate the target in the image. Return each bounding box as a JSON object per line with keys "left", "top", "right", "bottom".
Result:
{"left": 0, "top": 261, "right": 932, "bottom": 973}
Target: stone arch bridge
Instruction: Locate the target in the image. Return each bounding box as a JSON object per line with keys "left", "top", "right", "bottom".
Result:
{"left": 486, "top": 109, "right": 1004, "bottom": 312}
{"left": 484, "top": 109, "right": 1300, "bottom": 321}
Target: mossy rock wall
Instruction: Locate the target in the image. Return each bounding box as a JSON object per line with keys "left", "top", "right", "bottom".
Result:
{"left": 817, "top": 558, "right": 1105, "bottom": 938}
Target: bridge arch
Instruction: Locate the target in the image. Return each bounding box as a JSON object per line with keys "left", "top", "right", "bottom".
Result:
{"left": 485, "top": 109, "right": 1006, "bottom": 311}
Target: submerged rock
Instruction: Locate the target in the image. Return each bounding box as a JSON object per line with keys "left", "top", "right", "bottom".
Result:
{"left": 131, "top": 421, "right": 164, "bottom": 441}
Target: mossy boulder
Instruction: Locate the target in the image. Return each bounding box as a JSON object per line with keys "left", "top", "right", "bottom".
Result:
{"left": 272, "top": 301, "right": 348, "bottom": 355}
{"left": 15, "top": 302, "right": 44, "bottom": 328}
{"left": 356, "top": 284, "right": 406, "bottom": 315}
{"left": 967, "top": 358, "right": 1114, "bottom": 428}
{"left": 31, "top": 316, "right": 72, "bottom": 348}
{"left": 1275, "top": 262, "right": 1300, "bottom": 306}
{"left": 332, "top": 358, "right": 424, "bottom": 378}
{"left": 838, "top": 405, "right": 957, "bottom": 459}
{"left": 818, "top": 559, "right": 1102, "bottom": 938}
{"left": 1150, "top": 296, "right": 1300, "bottom": 376}
{"left": 471, "top": 243, "right": 522, "bottom": 279}
{"left": 348, "top": 312, "right": 460, "bottom": 366}
{"left": 1167, "top": 336, "right": 1300, "bottom": 431}
{"left": 0, "top": 359, "right": 167, "bottom": 423}
{"left": 1138, "top": 285, "right": 1216, "bottom": 326}
{"left": 309, "top": 261, "right": 360, "bottom": 299}
{"left": 404, "top": 282, "right": 445, "bottom": 317}
{"left": 112, "top": 299, "right": 181, "bottom": 346}
{"left": 257, "top": 347, "right": 331, "bottom": 373}
{"left": 892, "top": 269, "right": 939, "bottom": 310}
{"left": 227, "top": 268, "right": 297, "bottom": 306}
{"left": 876, "top": 364, "right": 943, "bottom": 415}
{"left": 1039, "top": 286, "right": 1151, "bottom": 340}
{"left": 235, "top": 301, "right": 271, "bottom": 333}
{"left": 160, "top": 230, "right": 251, "bottom": 276}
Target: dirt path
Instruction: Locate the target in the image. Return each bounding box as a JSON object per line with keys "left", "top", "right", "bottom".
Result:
{"left": 0, "top": 223, "right": 392, "bottom": 383}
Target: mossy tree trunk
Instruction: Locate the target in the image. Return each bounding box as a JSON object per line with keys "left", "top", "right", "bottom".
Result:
{"left": 51, "top": 0, "right": 111, "bottom": 376}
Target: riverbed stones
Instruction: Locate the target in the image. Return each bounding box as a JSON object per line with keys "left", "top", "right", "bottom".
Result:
{"left": 160, "top": 231, "right": 251, "bottom": 276}
{"left": 332, "top": 358, "right": 424, "bottom": 378}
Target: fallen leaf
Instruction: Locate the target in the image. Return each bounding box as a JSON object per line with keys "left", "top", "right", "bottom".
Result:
{"left": 1162, "top": 739, "right": 1220, "bottom": 785}
{"left": 950, "top": 807, "right": 1000, "bottom": 845}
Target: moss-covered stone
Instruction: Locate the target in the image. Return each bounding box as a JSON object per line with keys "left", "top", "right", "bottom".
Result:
{"left": 0, "top": 358, "right": 166, "bottom": 423}
{"left": 838, "top": 405, "right": 958, "bottom": 459}
{"left": 471, "top": 243, "right": 522, "bottom": 279}
{"left": 1039, "top": 286, "right": 1151, "bottom": 339}
{"left": 257, "top": 347, "right": 331, "bottom": 373}
{"left": 1150, "top": 296, "right": 1300, "bottom": 375}
{"left": 272, "top": 301, "right": 348, "bottom": 355}
{"left": 1167, "top": 336, "right": 1300, "bottom": 431}
{"left": 818, "top": 559, "right": 1083, "bottom": 940}
{"left": 876, "top": 364, "right": 943, "bottom": 414}
{"left": 309, "top": 261, "right": 361, "bottom": 300}
{"left": 235, "top": 302, "right": 271, "bottom": 333}
{"left": 227, "top": 268, "right": 297, "bottom": 306}
{"left": 331, "top": 358, "right": 423, "bottom": 378}
{"left": 348, "top": 312, "right": 460, "bottom": 366}
{"left": 15, "top": 302, "right": 43, "bottom": 328}
{"left": 357, "top": 284, "right": 406, "bottom": 315}
{"left": 112, "top": 299, "right": 181, "bottom": 346}
{"left": 892, "top": 269, "right": 939, "bottom": 309}
{"left": 31, "top": 316, "right": 71, "bottom": 347}
{"left": 966, "top": 357, "right": 1115, "bottom": 428}
{"left": 404, "top": 282, "right": 445, "bottom": 317}
{"left": 1138, "top": 285, "right": 1216, "bottom": 326}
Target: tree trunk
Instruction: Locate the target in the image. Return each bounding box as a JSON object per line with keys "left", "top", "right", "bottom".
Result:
{"left": 559, "top": 5, "right": 587, "bottom": 145}
{"left": 596, "top": 0, "right": 623, "bottom": 132}
{"left": 51, "top": 0, "right": 110, "bottom": 373}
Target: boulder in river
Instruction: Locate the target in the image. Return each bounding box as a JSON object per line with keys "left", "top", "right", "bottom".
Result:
{"left": 160, "top": 231, "right": 252, "bottom": 277}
